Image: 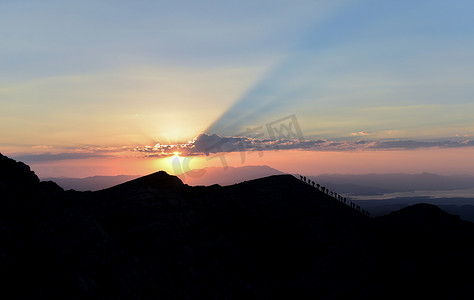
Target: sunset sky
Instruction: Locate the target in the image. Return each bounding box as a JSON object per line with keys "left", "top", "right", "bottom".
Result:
{"left": 1, "top": 0, "right": 474, "bottom": 178}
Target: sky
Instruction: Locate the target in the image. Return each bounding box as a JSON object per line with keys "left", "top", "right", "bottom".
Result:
{"left": 1, "top": 0, "right": 474, "bottom": 178}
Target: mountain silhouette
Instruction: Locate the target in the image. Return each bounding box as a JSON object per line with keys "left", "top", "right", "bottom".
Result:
{"left": 1, "top": 152, "right": 474, "bottom": 299}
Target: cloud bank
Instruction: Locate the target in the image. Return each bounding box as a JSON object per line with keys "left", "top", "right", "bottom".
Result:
{"left": 11, "top": 135, "right": 474, "bottom": 164}
{"left": 132, "top": 134, "right": 474, "bottom": 157}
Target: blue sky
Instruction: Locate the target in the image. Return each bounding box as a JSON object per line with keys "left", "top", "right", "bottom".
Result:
{"left": 207, "top": 0, "right": 474, "bottom": 138}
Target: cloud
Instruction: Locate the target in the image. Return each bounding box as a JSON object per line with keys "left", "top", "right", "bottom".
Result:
{"left": 11, "top": 146, "right": 133, "bottom": 163}
{"left": 351, "top": 131, "right": 372, "bottom": 136}
{"left": 367, "top": 140, "right": 474, "bottom": 150}
{"left": 32, "top": 145, "right": 53, "bottom": 149}
{"left": 133, "top": 134, "right": 318, "bottom": 157}
{"left": 133, "top": 134, "right": 474, "bottom": 157}
{"left": 12, "top": 152, "right": 108, "bottom": 163}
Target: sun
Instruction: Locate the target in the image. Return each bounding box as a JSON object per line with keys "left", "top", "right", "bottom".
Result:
{"left": 172, "top": 151, "right": 181, "bottom": 157}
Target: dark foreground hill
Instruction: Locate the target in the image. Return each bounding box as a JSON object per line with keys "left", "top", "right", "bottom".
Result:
{"left": 1, "top": 153, "right": 474, "bottom": 299}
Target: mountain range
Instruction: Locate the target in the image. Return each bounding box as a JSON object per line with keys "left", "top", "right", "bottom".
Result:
{"left": 2, "top": 152, "right": 474, "bottom": 299}
{"left": 44, "top": 167, "right": 474, "bottom": 195}
{"left": 44, "top": 167, "right": 474, "bottom": 222}
{"left": 43, "top": 165, "right": 283, "bottom": 191}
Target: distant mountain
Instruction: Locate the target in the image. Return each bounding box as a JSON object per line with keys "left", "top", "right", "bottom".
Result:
{"left": 42, "top": 175, "right": 140, "bottom": 191}
{"left": 354, "top": 196, "right": 474, "bottom": 222}
{"left": 310, "top": 173, "right": 474, "bottom": 195}
{"left": 2, "top": 152, "right": 474, "bottom": 299}
{"left": 178, "top": 165, "right": 284, "bottom": 186}
{"left": 43, "top": 165, "right": 282, "bottom": 191}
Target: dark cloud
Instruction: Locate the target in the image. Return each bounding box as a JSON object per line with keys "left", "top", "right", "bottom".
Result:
{"left": 133, "top": 134, "right": 331, "bottom": 157}
{"left": 133, "top": 134, "right": 474, "bottom": 157}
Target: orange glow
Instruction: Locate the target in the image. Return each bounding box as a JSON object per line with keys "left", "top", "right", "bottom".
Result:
{"left": 23, "top": 147, "right": 474, "bottom": 179}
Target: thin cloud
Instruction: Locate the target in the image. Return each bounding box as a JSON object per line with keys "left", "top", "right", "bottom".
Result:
{"left": 11, "top": 146, "right": 132, "bottom": 163}
{"left": 32, "top": 145, "right": 53, "bottom": 149}
{"left": 351, "top": 131, "right": 372, "bottom": 136}
{"left": 12, "top": 152, "right": 108, "bottom": 163}
{"left": 368, "top": 140, "right": 474, "bottom": 150}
